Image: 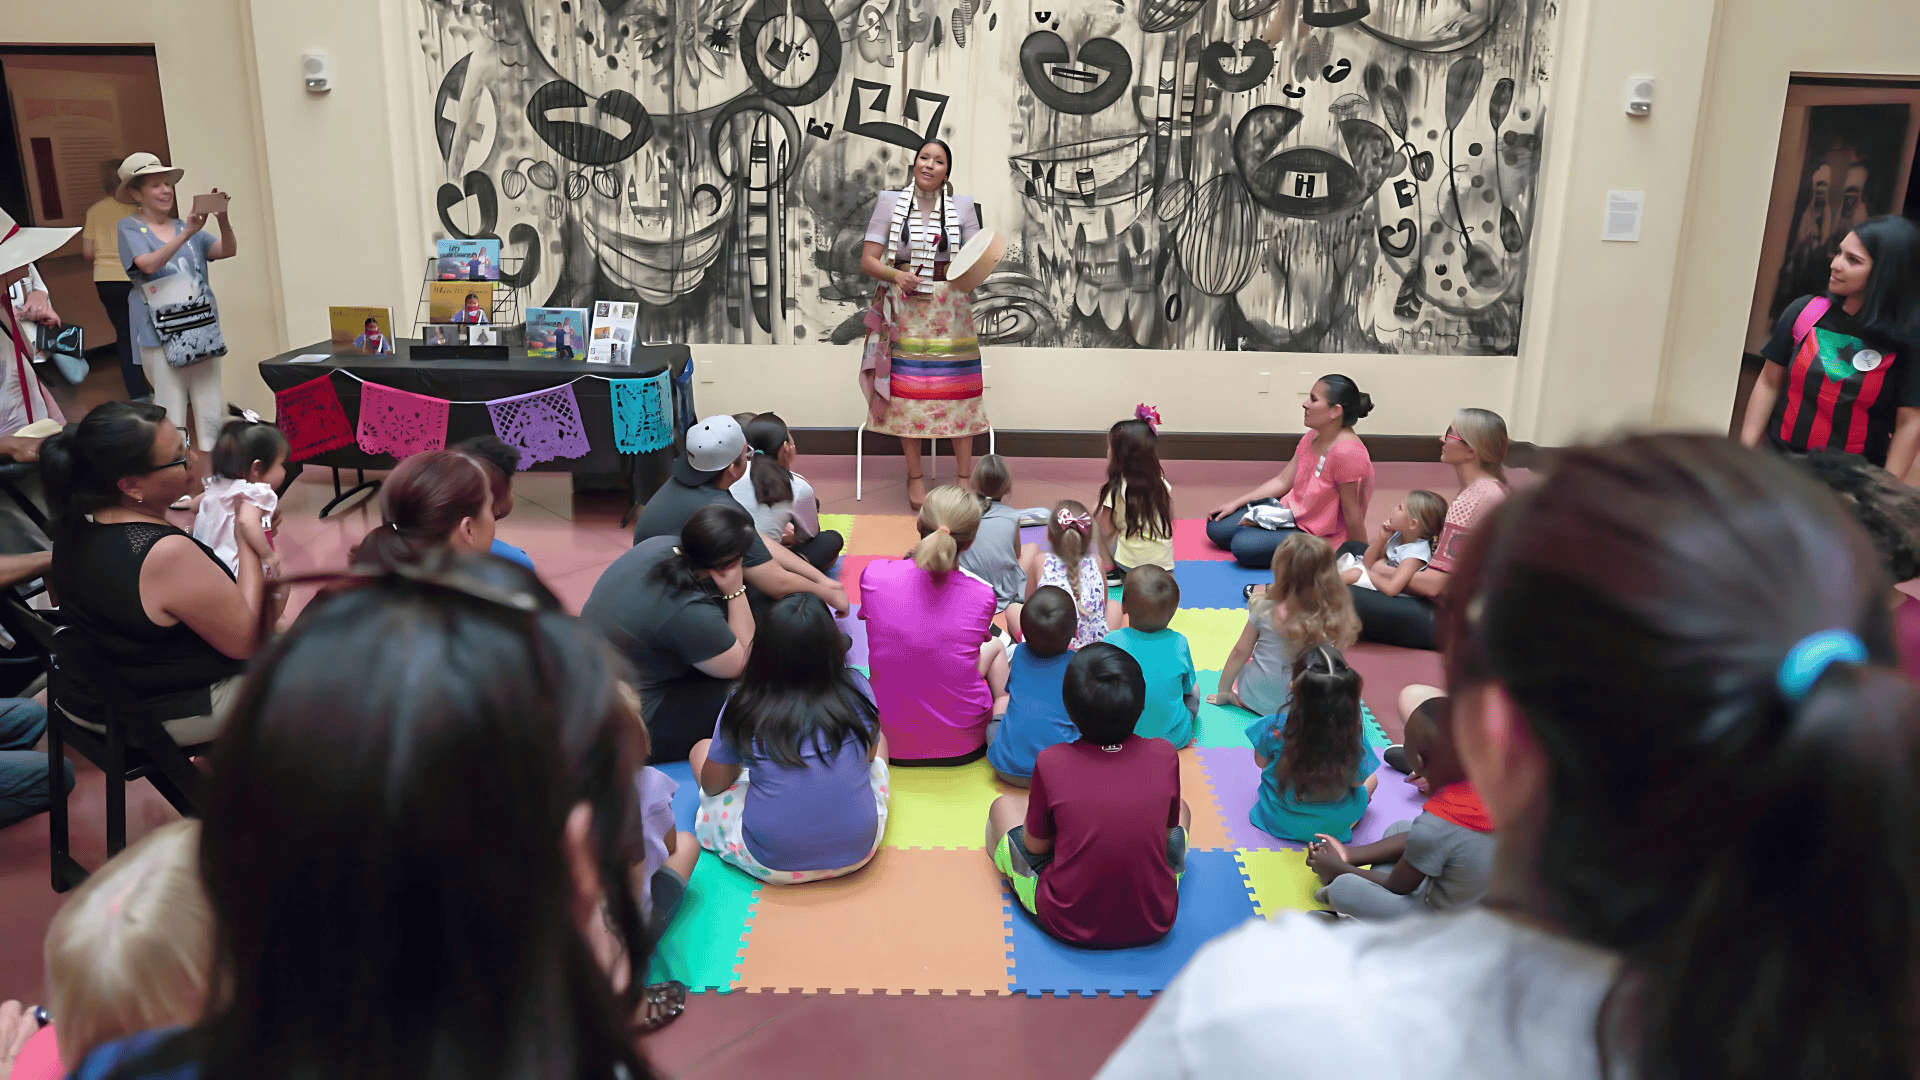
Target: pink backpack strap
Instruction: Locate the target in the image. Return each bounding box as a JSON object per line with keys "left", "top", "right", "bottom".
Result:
{"left": 1792, "top": 296, "right": 1831, "bottom": 346}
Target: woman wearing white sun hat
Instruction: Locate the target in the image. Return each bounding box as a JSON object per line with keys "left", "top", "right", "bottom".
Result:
{"left": 115, "top": 152, "right": 236, "bottom": 452}
{"left": 0, "top": 204, "right": 75, "bottom": 439}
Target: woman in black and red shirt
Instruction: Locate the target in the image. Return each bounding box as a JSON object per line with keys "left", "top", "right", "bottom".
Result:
{"left": 1742, "top": 215, "right": 1920, "bottom": 478}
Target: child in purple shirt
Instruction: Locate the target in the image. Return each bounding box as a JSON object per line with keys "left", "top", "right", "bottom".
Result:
{"left": 688, "top": 594, "right": 891, "bottom": 883}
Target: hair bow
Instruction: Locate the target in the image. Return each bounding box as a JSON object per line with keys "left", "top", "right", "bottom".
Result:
{"left": 242, "top": 409, "right": 261, "bottom": 424}
{"left": 1055, "top": 508, "right": 1092, "bottom": 534}
{"left": 1134, "top": 403, "right": 1161, "bottom": 430}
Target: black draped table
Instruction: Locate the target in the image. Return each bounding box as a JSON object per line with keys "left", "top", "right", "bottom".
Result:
{"left": 258, "top": 340, "right": 693, "bottom": 516}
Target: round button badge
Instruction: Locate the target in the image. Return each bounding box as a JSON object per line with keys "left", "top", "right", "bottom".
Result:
{"left": 1854, "top": 349, "right": 1885, "bottom": 372}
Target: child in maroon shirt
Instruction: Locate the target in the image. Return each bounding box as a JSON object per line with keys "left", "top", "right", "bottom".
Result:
{"left": 986, "top": 643, "right": 1191, "bottom": 948}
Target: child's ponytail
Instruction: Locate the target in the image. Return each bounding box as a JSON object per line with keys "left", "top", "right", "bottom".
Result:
{"left": 913, "top": 485, "right": 981, "bottom": 573}
{"left": 1606, "top": 655, "right": 1920, "bottom": 1080}
{"left": 210, "top": 404, "right": 289, "bottom": 484}
{"left": 1046, "top": 500, "right": 1093, "bottom": 602}
{"left": 742, "top": 412, "right": 794, "bottom": 507}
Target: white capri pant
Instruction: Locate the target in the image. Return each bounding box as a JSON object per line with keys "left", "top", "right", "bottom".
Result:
{"left": 140, "top": 345, "right": 225, "bottom": 451}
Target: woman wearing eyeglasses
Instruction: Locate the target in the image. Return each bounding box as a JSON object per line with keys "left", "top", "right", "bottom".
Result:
{"left": 41, "top": 402, "right": 280, "bottom": 743}
{"left": 1348, "top": 409, "right": 1510, "bottom": 650}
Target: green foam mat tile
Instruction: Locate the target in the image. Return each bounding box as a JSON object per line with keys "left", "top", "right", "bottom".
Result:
{"left": 882, "top": 759, "right": 1010, "bottom": 850}
{"left": 1193, "top": 671, "right": 1258, "bottom": 748}
{"left": 647, "top": 850, "right": 762, "bottom": 993}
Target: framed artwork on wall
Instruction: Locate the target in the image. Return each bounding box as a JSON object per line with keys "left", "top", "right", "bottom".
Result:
{"left": 1744, "top": 76, "right": 1920, "bottom": 357}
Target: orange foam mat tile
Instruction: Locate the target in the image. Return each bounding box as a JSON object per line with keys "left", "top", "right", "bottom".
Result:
{"left": 1179, "top": 746, "right": 1234, "bottom": 852}
{"left": 842, "top": 515, "right": 923, "bottom": 558}
{"left": 734, "top": 847, "right": 1015, "bottom": 995}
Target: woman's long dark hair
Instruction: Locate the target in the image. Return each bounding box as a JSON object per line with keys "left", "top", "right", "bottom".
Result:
{"left": 1845, "top": 215, "right": 1920, "bottom": 339}
{"left": 352, "top": 452, "right": 491, "bottom": 570}
{"left": 743, "top": 412, "right": 794, "bottom": 508}
{"left": 646, "top": 503, "right": 755, "bottom": 595}
{"left": 718, "top": 593, "right": 878, "bottom": 769}
{"left": 1443, "top": 434, "right": 1920, "bottom": 1080}
{"left": 1099, "top": 418, "right": 1171, "bottom": 542}
{"left": 1273, "top": 645, "right": 1363, "bottom": 799}
{"left": 39, "top": 400, "right": 166, "bottom": 542}
{"left": 185, "top": 550, "right": 654, "bottom": 1080}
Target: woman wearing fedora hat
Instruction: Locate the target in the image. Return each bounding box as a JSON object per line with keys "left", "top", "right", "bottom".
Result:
{"left": 115, "top": 152, "right": 236, "bottom": 453}
{"left": 0, "top": 205, "right": 75, "bottom": 436}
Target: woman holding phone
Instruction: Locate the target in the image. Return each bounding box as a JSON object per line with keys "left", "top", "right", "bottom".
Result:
{"left": 115, "top": 152, "right": 235, "bottom": 454}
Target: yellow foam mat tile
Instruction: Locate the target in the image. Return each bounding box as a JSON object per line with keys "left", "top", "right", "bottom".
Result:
{"left": 1169, "top": 607, "right": 1250, "bottom": 671}
{"left": 883, "top": 758, "right": 1022, "bottom": 850}
{"left": 818, "top": 513, "right": 855, "bottom": 544}
{"left": 1236, "top": 850, "right": 1330, "bottom": 918}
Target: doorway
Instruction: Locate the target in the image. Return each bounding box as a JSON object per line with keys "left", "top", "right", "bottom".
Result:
{"left": 0, "top": 44, "right": 171, "bottom": 411}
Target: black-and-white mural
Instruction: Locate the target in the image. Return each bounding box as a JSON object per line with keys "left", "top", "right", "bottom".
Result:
{"left": 412, "top": 0, "right": 1554, "bottom": 352}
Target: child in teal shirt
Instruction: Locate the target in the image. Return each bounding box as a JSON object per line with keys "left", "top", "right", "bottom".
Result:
{"left": 1103, "top": 566, "right": 1198, "bottom": 747}
{"left": 985, "top": 587, "right": 1080, "bottom": 785}
{"left": 1247, "top": 645, "right": 1379, "bottom": 843}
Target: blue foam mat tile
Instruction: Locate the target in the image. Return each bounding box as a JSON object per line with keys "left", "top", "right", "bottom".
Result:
{"left": 1006, "top": 849, "right": 1258, "bottom": 997}
{"left": 1171, "top": 560, "right": 1271, "bottom": 611}
{"left": 651, "top": 760, "right": 700, "bottom": 834}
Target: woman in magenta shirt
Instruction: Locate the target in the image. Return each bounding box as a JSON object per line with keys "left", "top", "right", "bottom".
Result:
{"left": 860, "top": 486, "right": 1010, "bottom": 764}
{"left": 1205, "top": 375, "right": 1376, "bottom": 569}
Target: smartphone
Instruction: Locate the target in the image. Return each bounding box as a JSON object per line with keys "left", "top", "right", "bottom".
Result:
{"left": 191, "top": 192, "right": 230, "bottom": 217}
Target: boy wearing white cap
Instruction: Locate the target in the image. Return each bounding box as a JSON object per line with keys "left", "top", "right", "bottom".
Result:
{"left": 633, "top": 415, "right": 850, "bottom": 615}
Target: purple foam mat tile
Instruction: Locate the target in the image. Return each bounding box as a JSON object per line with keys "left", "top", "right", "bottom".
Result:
{"left": 1352, "top": 764, "right": 1425, "bottom": 846}
{"left": 1198, "top": 747, "right": 1426, "bottom": 851}
{"left": 1195, "top": 746, "right": 1289, "bottom": 852}
{"left": 836, "top": 605, "right": 869, "bottom": 668}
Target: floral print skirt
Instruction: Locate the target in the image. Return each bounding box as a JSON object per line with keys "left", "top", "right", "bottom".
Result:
{"left": 873, "top": 282, "right": 989, "bottom": 439}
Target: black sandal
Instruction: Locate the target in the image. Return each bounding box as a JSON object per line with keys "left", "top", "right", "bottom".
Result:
{"left": 636, "top": 980, "right": 688, "bottom": 1034}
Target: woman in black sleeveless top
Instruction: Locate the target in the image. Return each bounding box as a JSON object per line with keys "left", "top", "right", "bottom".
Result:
{"left": 43, "top": 402, "right": 279, "bottom": 740}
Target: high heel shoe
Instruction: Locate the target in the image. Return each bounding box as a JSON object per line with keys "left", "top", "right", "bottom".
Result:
{"left": 907, "top": 471, "right": 927, "bottom": 511}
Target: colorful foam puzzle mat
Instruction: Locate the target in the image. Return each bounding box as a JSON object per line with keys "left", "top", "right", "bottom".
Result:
{"left": 643, "top": 516, "right": 1428, "bottom": 998}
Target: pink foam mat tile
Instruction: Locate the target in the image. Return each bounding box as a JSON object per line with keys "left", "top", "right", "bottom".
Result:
{"left": 1171, "top": 519, "right": 1234, "bottom": 562}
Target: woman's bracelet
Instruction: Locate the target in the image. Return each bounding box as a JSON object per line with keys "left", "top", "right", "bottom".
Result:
{"left": 722, "top": 586, "right": 748, "bottom": 601}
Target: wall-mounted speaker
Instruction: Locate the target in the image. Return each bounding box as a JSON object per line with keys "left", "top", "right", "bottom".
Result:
{"left": 302, "top": 53, "right": 331, "bottom": 93}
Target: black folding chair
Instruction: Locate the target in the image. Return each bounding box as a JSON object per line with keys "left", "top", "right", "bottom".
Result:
{"left": 0, "top": 594, "right": 213, "bottom": 892}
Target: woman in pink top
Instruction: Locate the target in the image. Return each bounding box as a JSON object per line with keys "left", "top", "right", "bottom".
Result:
{"left": 1352, "top": 408, "right": 1511, "bottom": 649}
{"left": 1206, "top": 375, "right": 1376, "bottom": 568}
{"left": 860, "top": 486, "right": 1012, "bottom": 764}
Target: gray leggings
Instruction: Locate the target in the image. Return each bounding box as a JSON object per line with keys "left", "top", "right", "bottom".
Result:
{"left": 1314, "top": 820, "right": 1430, "bottom": 920}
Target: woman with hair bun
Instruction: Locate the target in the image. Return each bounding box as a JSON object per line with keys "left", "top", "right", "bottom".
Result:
{"left": 1205, "top": 374, "right": 1375, "bottom": 569}
{"left": 351, "top": 451, "right": 497, "bottom": 571}
{"left": 860, "top": 485, "right": 1009, "bottom": 764}
{"left": 1103, "top": 433, "right": 1920, "bottom": 1080}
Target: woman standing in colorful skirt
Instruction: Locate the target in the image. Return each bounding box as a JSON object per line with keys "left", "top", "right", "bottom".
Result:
{"left": 859, "top": 139, "right": 987, "bottom": 510}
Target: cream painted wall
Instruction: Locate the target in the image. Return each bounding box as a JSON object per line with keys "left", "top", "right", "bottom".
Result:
{"left": 1657, "top": 0, "right": 1920, "bottom": 437}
